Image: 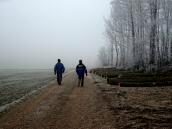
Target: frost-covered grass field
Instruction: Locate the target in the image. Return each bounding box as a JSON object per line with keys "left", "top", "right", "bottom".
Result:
{"left": 0, "top": 69, "right": 55, "bottom": 108}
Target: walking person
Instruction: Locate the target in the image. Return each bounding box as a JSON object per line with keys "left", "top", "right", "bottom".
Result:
{"left": 76, "top": 59, "right": 87, "bottom": 87}
{"left": 54, "top": 59, "right": 65, "bottom": 85}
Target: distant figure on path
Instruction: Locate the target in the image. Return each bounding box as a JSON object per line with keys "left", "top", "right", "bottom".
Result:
{"left": 54, "top": 59, "right": 65, "bottom": 85}
{"left": 76, "top": 59, "right": 87, "bottom": 87}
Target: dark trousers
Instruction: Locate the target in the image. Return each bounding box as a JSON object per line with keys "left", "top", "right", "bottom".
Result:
{"left": 57, "top": 73, "right": 62, "bottom": 85}
{"left": 78, "top": 76, "right": 84, "bottom": 87}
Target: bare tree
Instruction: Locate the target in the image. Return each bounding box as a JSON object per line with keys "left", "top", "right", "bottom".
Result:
{"left": 101, "top": 0, "right": 172, "bottom": 71}
{"left": 98, "top": 46, "right": 109, "bottom": 66}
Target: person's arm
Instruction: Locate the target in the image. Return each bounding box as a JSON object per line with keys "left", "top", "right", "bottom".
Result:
{"left": 76, "top": 65, "right": 79, "bottom": 74}
{"left": 62, "top": 64, "right": 65, "bottom": 73}
{"left": 84, "top": 65, "right": 87, "bottom": 76}
{"left": 54, "top": 64, "right": 56, "bottom": 75}
{"left": 85, "top": 69, "right": 87, "bottom": 76}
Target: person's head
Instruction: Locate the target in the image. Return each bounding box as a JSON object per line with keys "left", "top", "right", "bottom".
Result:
{"left": 79, "top": 59, "right": 82, "bottom": 64}
{"left": 58, "top": 59, "right": 61, "bottom": 63}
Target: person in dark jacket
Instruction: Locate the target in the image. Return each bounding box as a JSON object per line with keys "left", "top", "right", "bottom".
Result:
{"left": 76, "top": 59, "right": 87, "bottom": 87}
{"left": 54, "top": 59, "right": 65, "bottom": 85}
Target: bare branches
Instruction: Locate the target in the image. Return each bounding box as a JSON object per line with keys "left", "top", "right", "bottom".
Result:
{"left": 100, "top": 0, "right": 172, "bottom": 71}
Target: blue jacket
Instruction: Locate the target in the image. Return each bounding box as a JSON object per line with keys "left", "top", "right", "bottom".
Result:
{"left": 54, "top": 63, "right": 65, "bottom": 74}
{"left": 76, "top": 64, "right": 87, "bottom": 77}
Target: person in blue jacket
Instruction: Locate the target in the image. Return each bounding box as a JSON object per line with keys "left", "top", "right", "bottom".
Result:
{"left": 54, "top": 59, "right": 65, "bottom": 85}
{"left": 76, "top": 59, "right": 87, "bottom": 87}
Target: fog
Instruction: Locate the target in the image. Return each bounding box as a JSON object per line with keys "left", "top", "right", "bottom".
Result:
{"left": 0, "top": 0, "right": 111, "bottom": 69}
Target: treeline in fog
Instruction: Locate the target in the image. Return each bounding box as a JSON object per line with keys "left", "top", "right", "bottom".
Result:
{"left": 99, "top": 0, "right": 172, "bottom": 71}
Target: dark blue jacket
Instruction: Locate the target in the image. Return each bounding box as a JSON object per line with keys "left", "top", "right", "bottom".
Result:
{"left": 76, "top": 64, "right": 87, "bottom": 77}
{"left": 54, "top": 63, "right": 65, "bottom": 74}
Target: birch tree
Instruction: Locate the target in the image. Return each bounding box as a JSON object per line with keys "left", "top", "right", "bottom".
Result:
{"left": 102, "top": 0, "right": 172, "bottom": 71}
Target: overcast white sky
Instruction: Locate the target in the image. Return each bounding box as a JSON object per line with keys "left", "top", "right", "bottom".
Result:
{"left": 0, "top": 0, "right": 111, "bottom": 69}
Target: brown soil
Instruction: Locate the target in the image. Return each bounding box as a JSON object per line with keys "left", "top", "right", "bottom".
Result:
{"left": 0, "top": 73, "right": 116, "bottom": 129}
{"left": 0, "top": 72, "right": 172, "bottom": 129}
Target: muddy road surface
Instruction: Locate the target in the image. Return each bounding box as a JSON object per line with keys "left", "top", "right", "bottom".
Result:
{"left": 0, "top": 73, "right": 115, "bottom": 129}
{"left": 0, "top": 72, "right": 172, "bottom": 129}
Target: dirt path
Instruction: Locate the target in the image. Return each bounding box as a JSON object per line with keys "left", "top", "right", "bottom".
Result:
{"left": 0, "top": 73, "right": 116, "bottom": 129}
